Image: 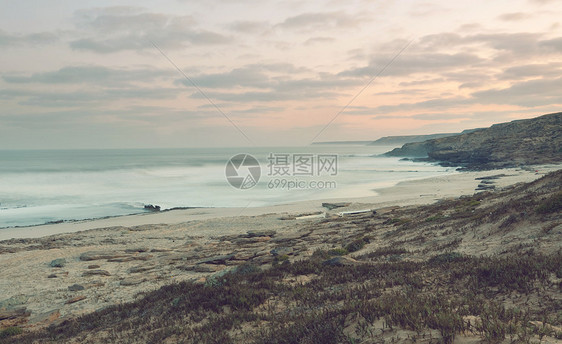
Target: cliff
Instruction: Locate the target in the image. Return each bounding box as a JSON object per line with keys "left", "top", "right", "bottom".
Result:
{"left": 385, "top": 112, "right": 562, "bottom": 170}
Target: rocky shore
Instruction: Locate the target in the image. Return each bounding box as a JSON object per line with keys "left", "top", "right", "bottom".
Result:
{"left": 385, "top": 112, "right": 562, "bottom": 170}
{"left": 0, "top": 167, "right": 560, "bottom": 343}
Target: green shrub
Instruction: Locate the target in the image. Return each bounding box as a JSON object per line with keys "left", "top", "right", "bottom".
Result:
{"left": 344, "top": 236, "right": 370, "bottom": 253}
{"left": 326, "top": 248, "right": 348, "bottom": 256}
{"left": 387, "top": 218, "right": 411, "bottom": 225}
{"left": 425, "top": 214, "right": 445, "bottom": 222}
{"left": 428, "top": 252, "right": 464, "bottom": 265}
{"left": 0, "top": 327, "right": 23, "bottom": 339}
{"left": 536, "top": 192, "right": 562, "bottom": 214}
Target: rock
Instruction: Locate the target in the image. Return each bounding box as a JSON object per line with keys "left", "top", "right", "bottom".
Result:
{"left": 150, "top": 248, "right": 172, "bottom": 252}
{"left": 0, "top": 295, "right": 29, "bottom": 309}
{"left": 384, "top": 112, "right": 562, "bottom": 170}
{"left": 253, "top": 255, "right": 275, "bottom": 265}
{"left": 65, "top": 296, "right": 86, "bottom": 304}
{"left": 254, "top": 249, "right": 270, "bottom": 257}
{"left": 233, "top": 236, "right": 271, "bottom": 244}
{"left": 322, "top": 202, "right": 351, "bottom": 210}
{"left": 193, "top": 264, "right": 226, "bottom": 273}
{"left": 107, "top": 256, "right": 135, "bottom": 262}
{"left": 233, "top": 251, "right": 255, "bottom": 260}
{"left": 49, "top": 258, "right": 66, "bottom": 268}
{"left": 88, "top": 264, "right": 100, "bottom": 269}
{"left": 271, "top": 231, "right": 310, "bottom": 242}
{"left": 144, "top": 204, "right": 161, "bottom": 212}
{"left": 128, "top": 265, "right": 156, "bottom": 273}
{"left": 225, "top": 260, "right": 246, "bottom": 266}
{"left": 82, "top": 269, "right": 111, "bottom": 276}
{"left": 270, "top": 247, "right": 293, "bottom": 256}
{"left": 323, "top": 256, "right": 359, "bottom": 267}
{"left": 197, "top": 254, "right": 234, "bottom": 265}
{"left": 68, "top": 284, "right": 85, "bottom": 291}
{"left": 47, "top": 274, "right": 58, "bottom": 278}
{"left": 278, "top": 215, "right": 296, "bottom": 220}
{"left": 0, "top": 307, "right": 30, "bottom": 320}
{"left": 120, "top": 277, "right": 145, "bottom": 286}
{"left": 247, "top": 230, "right": 276, "bottom": 237}
{"left": 79, "top": 251, "right": 128, "bottom": 261}
{"left": 133, "top": 254, "right": 153, "bottom": 261}
{"left": 125, "top": 247, "right": 149, "bottom": 253}
{"left": 29, "top": 309, "right": 60, "bottom": 325}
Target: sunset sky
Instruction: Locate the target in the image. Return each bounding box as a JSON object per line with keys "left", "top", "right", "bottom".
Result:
{"left": 1, "top": 0, "right": 561, "bottom": 149}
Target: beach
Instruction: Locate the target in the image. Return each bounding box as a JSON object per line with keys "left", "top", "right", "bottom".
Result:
{"left": 1, "top": 164, "right": 560, "bottom": 330}
{"left": 0, "top": 164, "right": 556, "bottom": 241}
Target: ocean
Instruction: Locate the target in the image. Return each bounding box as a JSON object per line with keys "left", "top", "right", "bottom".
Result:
{"left": 0, "top": 146, "right": 455, "bottom": 228}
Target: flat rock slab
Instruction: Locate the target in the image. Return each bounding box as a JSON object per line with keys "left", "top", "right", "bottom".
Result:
{"left": 65, "top": 296, "right": 86, "bottom": 304}
{"left": 234, "top": 236, "right": 271, "bottom": 244}
{"left": 271, "top": 247, "right": 294, "bottom": 256}
{"left": 247, "top": 230, "right": 276, "bottom": 237}
{"left": 79, "top": 251, "right": 128, "bottom": 261}
{"left": 82, "top": 269, "right": 111, "bottom": 277}
{"left": 323, "top": 256, "right": 359, "bottom": 267}
{"left": 107, "top": 256, "right": 136, "bottom": 262}
{"left": 186, "top": 264, "right": 227, "bottom": 273}
{"left": 68, "top": 284, "right": 85, "bottom": 291}
{"left": 0, "top": 307, "right": 30, "bottom": 320}
{"left": 49, "top": 258, "right": 66, "bottom": 268}
{"left": 322, "top": 202, "right": 351, "bottom": 210}
{"left": 128, "top": 265, "right": 156, "bottom": 273}
{"left": 0, "top": 295, "right": 29, "bottom": 309}
{"left": 197, "top": 254, "right": 234, "bottom": 265}
{"left": 271, "top": 231, "right": 310, "bottom": 243}
{"left": 29, "top": 309, "right": 60, "bottom": 326}
{"left": 125, "top": 247, "right": 149, "bottom": 253}
{"left": 120, "top": 277, "right": 145, "bottom": 286}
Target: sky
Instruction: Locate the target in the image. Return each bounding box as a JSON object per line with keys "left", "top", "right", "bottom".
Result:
{"left": 1, "top": 0, "right": 561, "bottom": 149}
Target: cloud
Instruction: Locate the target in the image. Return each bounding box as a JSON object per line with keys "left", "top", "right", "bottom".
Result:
{"left": 228, "top": 20, "right": 270, "bottom": 34}
{"left": 539, "top": 37, "right": 562, "bottom": 52}
{"left": 175, "top": 62, "right": 364, "bottom": 103}
{"left": 498, "top": 12, "right": 530, "bottom": 21}
{"left": 2, "top": 87, "right": 180, "bottom": 108}
{"left": 340, "top": 52, "right": 483, "bottom": 77}
{"left": 0, "top": 30, "right": 58, "bottom": 47}
{"left": 2, "top": 66, "right": 173, "bottom": 86}
{"left": 178, "top": 63, "right": 310, "bottom": 89}
{"left": 276, "top": 11, "right": 368, "bottom": 31}
{"left": 499, "top": 63, "right": 562, "bottom": 80}
{"left": 304, "top": 37, "right": 335, "bottom": 45}
{"left": 371, "top": 97, "right": 474, "bottom": 114}
{"left": 472, "top": 77, "right": 562, "bottom": 107}
{"left": 69, "top": 7, "right": 230, "bottom": 53}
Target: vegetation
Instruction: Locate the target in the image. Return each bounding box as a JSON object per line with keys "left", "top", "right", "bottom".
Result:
{"left": 0, "top": 327, "right": 22, "bottom": 339}
{"left": 3, "top": 170, "right": 561, "bottom": 343}
{"left": 536, "top": 191, "right": 562, "bottom": 214}
{"left": 5, "top": 250, "right": 561, "bottom": 344}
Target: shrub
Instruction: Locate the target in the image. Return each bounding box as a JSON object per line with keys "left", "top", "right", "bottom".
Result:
{"left": 428, "top": 252, "right": 464, "bottom": 265}
{"left": 344, "top": 236, "right": 370, "bottom": 253}
{"left": 0, "top": 327, "right": 23, "bottom": 339}
{"left": 536, "top": 192, "right": 562, "bottom": 214}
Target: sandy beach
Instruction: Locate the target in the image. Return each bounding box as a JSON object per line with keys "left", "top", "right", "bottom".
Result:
{"left": 1, "top": 164, "right": 558, "bottom": 241}
{"left": 0, "top": 163, "right": 560, "bottom": 332}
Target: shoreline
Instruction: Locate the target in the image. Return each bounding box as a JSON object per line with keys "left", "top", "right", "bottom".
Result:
{"left": 0, "top": 164, "right": 559, "bottom": 333}
{"left": 1, "top": 163, "right": 559, "bottom": 241}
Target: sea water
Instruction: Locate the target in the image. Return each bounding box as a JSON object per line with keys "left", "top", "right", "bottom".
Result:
{"left": 0, "top": 146, "right": 455, "bottom": 228}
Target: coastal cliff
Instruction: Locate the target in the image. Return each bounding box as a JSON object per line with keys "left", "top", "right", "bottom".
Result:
{"left": 385, "top": 112, "right": 562, "bottom": 170}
